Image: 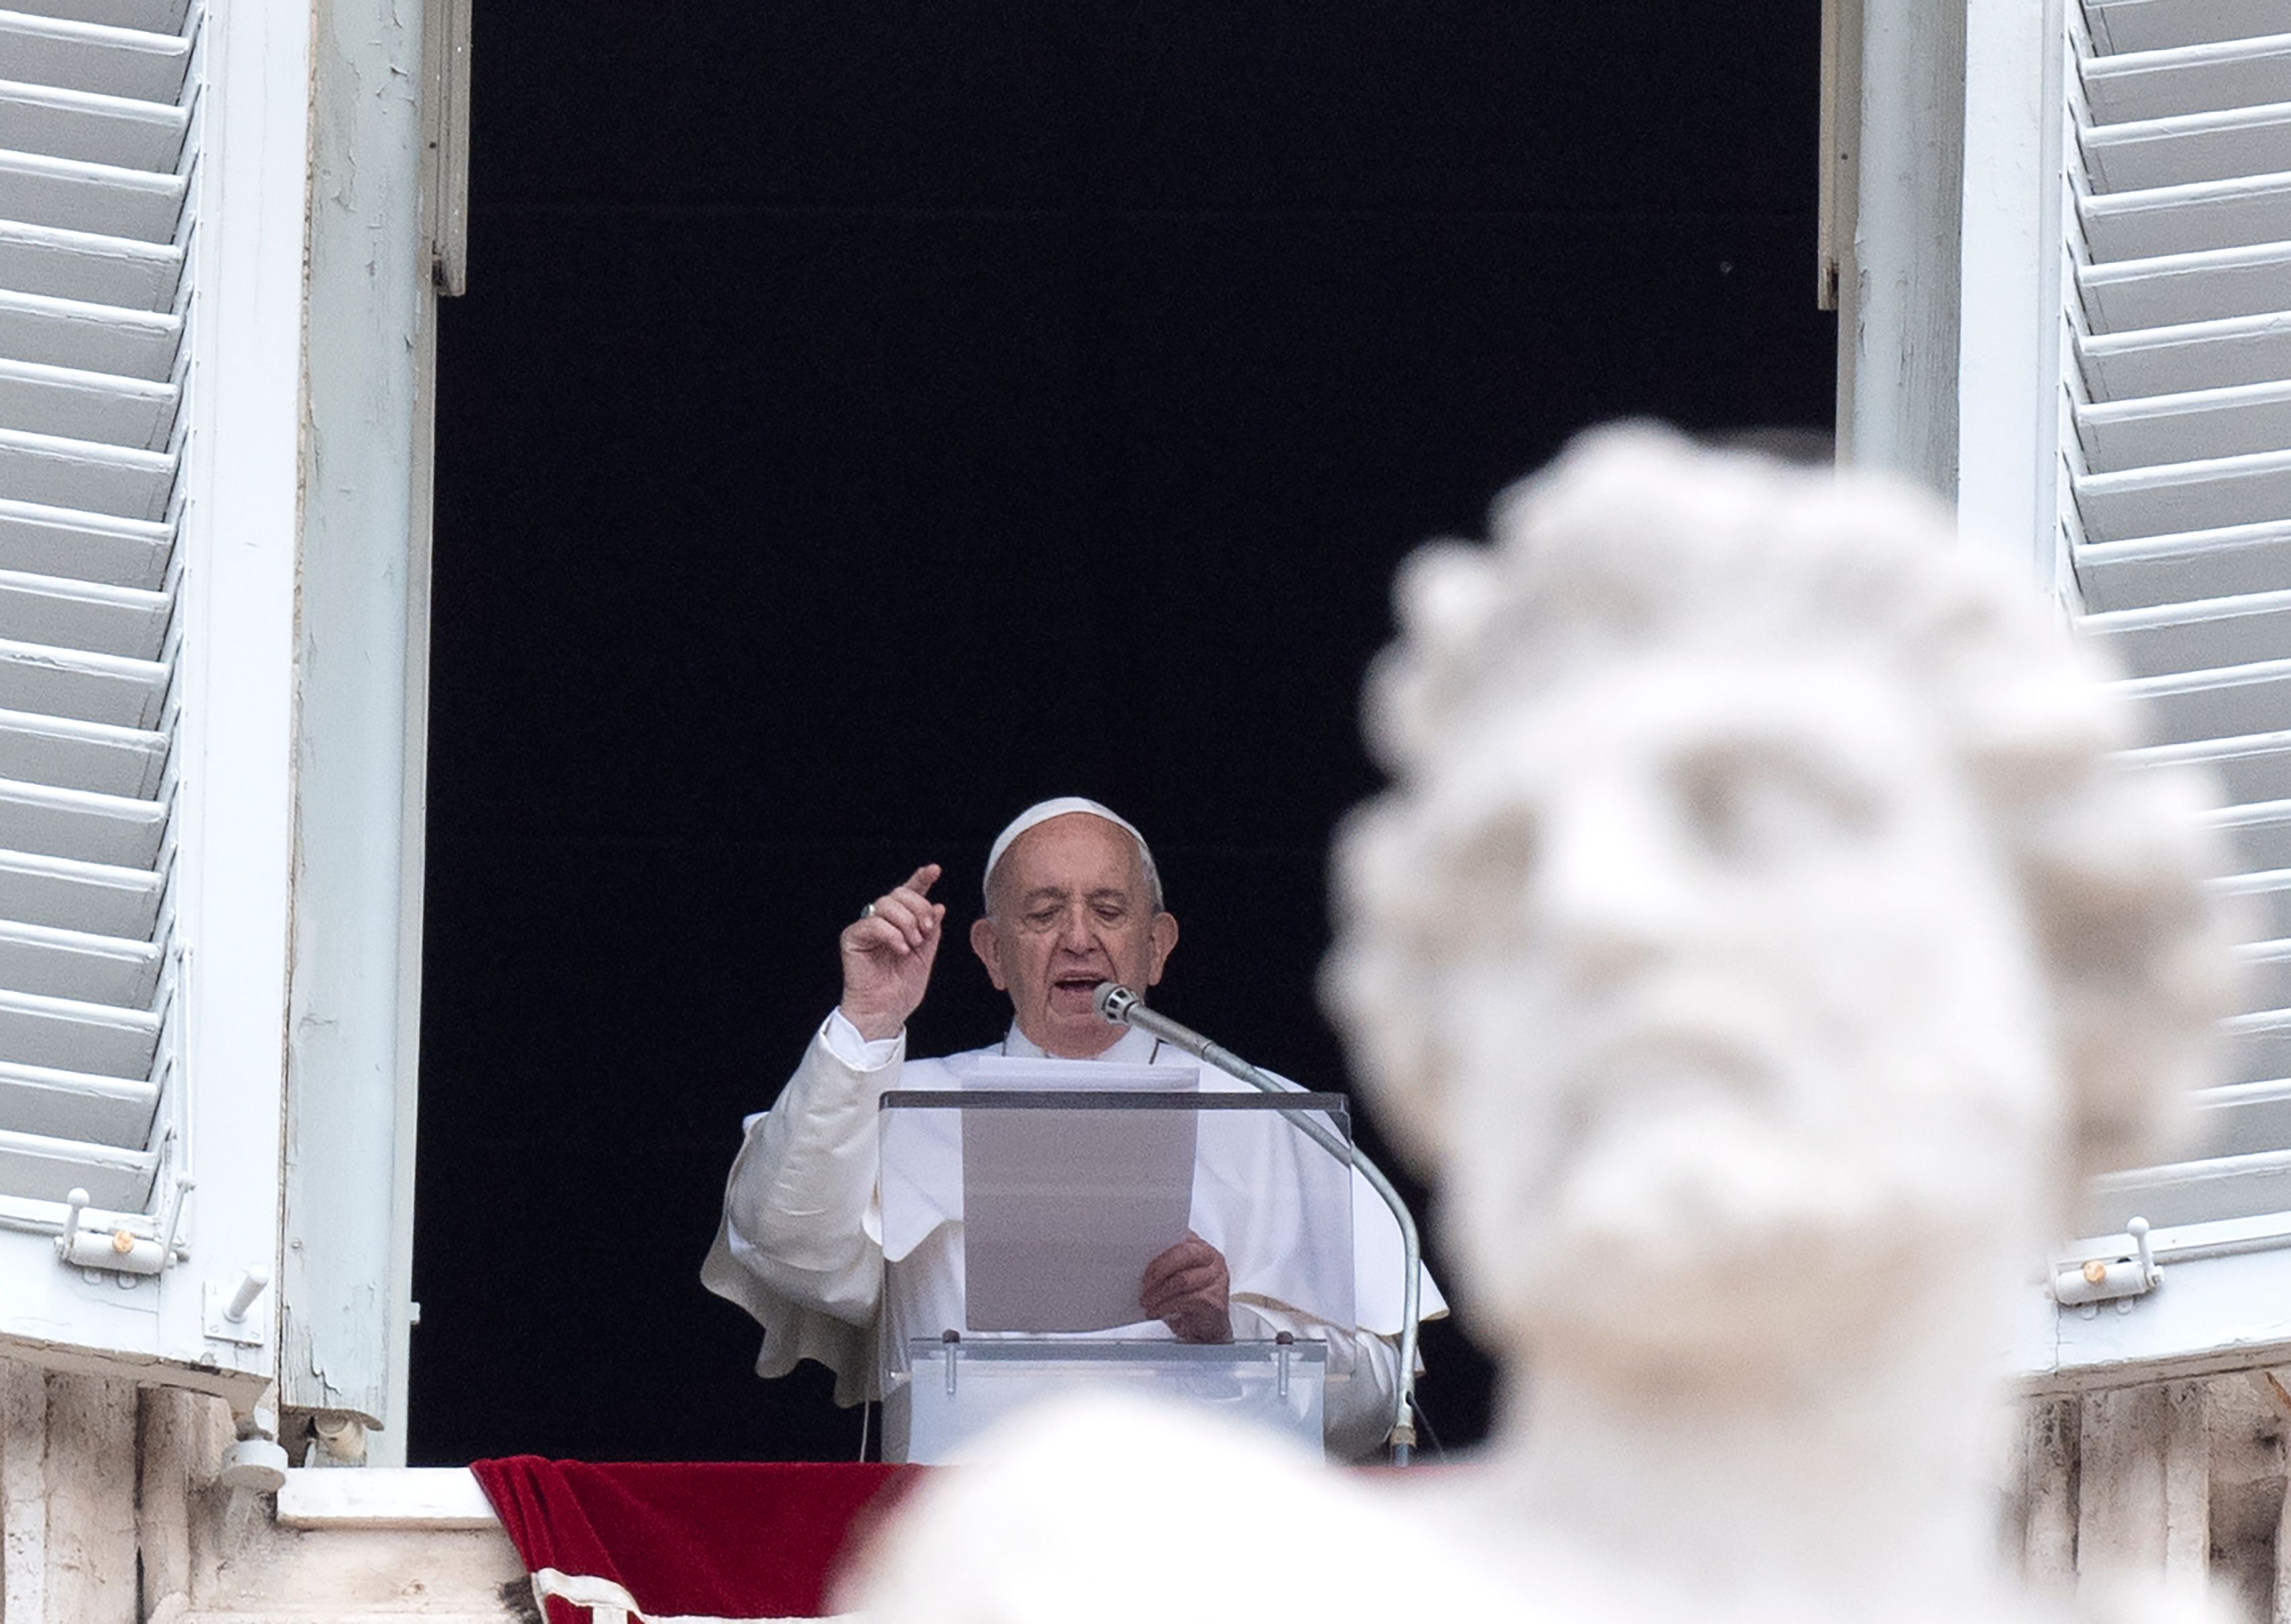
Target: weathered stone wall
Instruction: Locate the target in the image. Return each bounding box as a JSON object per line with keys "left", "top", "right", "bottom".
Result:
{"left": 0, "top": 1360, "right": 522, "bottom": 1623}
{"left": 2009, "top": 1375, "right": 2291, "bottom": 1623}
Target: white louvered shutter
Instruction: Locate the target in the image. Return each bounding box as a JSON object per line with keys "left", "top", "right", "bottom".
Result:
{"left": 0, "top": 0, "right": 190, "bottom": 1240}
{"left": 1992, "top": 0, "right": 2291, "bottom": 1381}
{"left": 0, "top": 0, "right": 304, "bottom": 1399}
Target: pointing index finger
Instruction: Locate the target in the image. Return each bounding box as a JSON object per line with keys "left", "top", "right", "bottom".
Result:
{"left": 903, "top": 863, "right": 943, "bottom": 898}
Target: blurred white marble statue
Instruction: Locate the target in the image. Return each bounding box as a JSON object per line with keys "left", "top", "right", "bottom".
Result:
{"left": 843, "top": 425, "right": 2238, "bottom": 1624}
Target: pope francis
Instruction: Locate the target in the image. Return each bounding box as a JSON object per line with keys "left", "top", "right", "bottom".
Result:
{"left": 702, "top": 797, "right": 1437, "bottom": 1460}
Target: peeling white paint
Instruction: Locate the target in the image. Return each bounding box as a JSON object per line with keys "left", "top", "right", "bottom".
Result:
{"left": 280, "top": 0, "right": 437, "bottom": 1449}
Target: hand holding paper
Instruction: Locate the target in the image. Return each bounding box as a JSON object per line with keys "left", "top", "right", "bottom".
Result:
{"left": 1139, "top": 1232, "right": 1232, "bottom": 1344}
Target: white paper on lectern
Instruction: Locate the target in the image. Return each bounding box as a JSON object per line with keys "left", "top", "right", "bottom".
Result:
{"left": 958, "top": 1060, "right": 1197, "bottom": 1332}
{"left": 877, "top": 1057, "right": 1364, "bottom": 1333}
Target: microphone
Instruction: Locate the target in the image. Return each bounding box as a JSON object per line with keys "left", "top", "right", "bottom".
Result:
{"left": 1092, "top": 982, "right": 1265, "bottom": 1085}
{"left": 1092, "top": 981, "right": 1139, "bottom": 1024}
{"left": 1089, "top": 980, "right": 1428, "bottom": 1464}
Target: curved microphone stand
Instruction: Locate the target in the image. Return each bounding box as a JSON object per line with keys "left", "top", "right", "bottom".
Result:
{"left": 1092, "top": 982, "right": 1423, "bottom": 1465}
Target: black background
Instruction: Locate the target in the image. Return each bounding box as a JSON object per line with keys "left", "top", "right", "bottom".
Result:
{"left": 408, "top": 3, "right": 1838, "bottom": 1464}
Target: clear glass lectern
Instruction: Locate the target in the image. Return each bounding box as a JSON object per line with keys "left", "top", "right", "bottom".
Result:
{"left": 877, "top": 1059, "right": 1354, "bottom": 1464}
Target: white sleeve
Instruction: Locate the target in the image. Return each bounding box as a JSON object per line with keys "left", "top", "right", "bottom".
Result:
{"left": 699, "top": 1013, "right": 905, "bottom": 1406}
{"left": 820, "top": 1006, "right": 900, "bottom": 1070}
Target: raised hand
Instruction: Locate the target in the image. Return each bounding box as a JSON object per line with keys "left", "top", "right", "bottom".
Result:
{"left": 1140, "top": 1231, "right": 1232, "bottom": 1344}
{"left": 838, "top": 864, "right": 947, "bottom": 1042}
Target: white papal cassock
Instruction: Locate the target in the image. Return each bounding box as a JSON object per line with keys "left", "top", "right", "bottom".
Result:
{"left": 703, "top": 1012, "right": 1444, "bottom": 1461}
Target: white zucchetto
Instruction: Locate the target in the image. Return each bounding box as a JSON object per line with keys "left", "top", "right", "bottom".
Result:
{"left": 983, "top": 798, "right": 1158, "bottom": 906}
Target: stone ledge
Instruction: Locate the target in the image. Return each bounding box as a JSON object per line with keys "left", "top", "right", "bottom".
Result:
{"left": 274, "top": 1468, "right": 501, "bottom": 1531}
{"left": 189, "top": 1523, "right": 528, "bottom": 1621}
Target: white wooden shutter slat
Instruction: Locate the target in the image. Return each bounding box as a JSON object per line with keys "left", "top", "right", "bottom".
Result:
{"left": 2081, "top": 31, "right": 2291, "bottom": 123}
{"left": 0, "top": 1055, "right": 151, "bottom": 1145}
{"left": 0, "top": 499, "right": 166, "bottom": 588}
{"left": 0, "top": 357, "right": 173, "bottom": 448}
{"left": 2077, "top": 375, "right": 2291, "bottom": 469}
{"left": 2130, "top": 716, "right": 2291, "bottom": 774}
{"left": 2083, "top": 311, "right": 2291, "bottom": 398}
{"left": 2196, "top": 1075, "right": 2291, "bottom": 1144}
{"left": 0, "top": 571, "right": 166, "bottom": 658}
{"left": 2084, "top": 101, "right": 2291, "bottom": 191}
{"left": 2226, "top": 1007, "right": 2291, "bottom": 1082}
{"left": 0, "top": 985, "right": 156, "bottom": 1075}
{"left": 2077, "top": 518, "right": 2291, "bottom": 610}
{"left": 2215, "top": 865, "right": 2291, "bottom": 937}
{"left": 0, "top": 149, "right": 183, "bottom": 245}
{"left": 2245, "top": 957, "right": 2291, "bottom": 1022}
{"left": 2080, "top": 168, "right": 2291, "bottom": 259}
{"left": 2088, "top": 0, "right": 2291, "bottom": 55}
{"left": 0, "top": 1122, "right": 150, "bottom": 1206}
{"left": 0, "top": 10, "right": 189, "bottom": 104}
{"left": 2125, "top": 727, "right": 2291, "bottom": 803}
{"left": 2077, "top": 447, "right": 2291, "bottom": 539}
{"left": 2119, "top": 658, "right": 2291, "bottom": 741}
{"left": 2083, "top": 245, "right": 2291, "bottom": 333}
{"left": 24, "top": 0, "right": 185, "bottom": 36}
{"left": 0, "top": 427, "right": 173, "bottom": 520}
{"left": 2245, "top": 960, "right": 2291, "bottom": 1012}
{"left": 0, "top": 848, "right": 156, "bottom": 936}
{"left": 0, "top": 290, "right": 181, "bottom": 382}
{"left": 0, "top": 77, "right": 185, "bottom": 171}
{"left": 0, "top": 221, "right": 176, "bottom": 311}
{"left": 2205, "top": 798, "right": 2291, "bottom": 867}
{"left": 0, "top": 637, "right": 167, "bottom": 729}
{"left": 0, "top": 918, "right": 154, "bottom": 1005}
{"left": 2086, "top": 584, "right": 2291, "bottom": 672}
{"left": 2083, "top": 1146, "right": 2291, "bottom": 1231}
{"left": 2237, "top": 929, "right": 2291, "bottom": 972}
{"left": 0, "top": 710, "right": 165, "bottom": 797}
{"left": 0, "top": 777, "right": 164, "bottom": 866}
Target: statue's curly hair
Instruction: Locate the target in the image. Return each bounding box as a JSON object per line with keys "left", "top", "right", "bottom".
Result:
{"left": 1323, "top": 424, "right": 2238, "bottom": 1206}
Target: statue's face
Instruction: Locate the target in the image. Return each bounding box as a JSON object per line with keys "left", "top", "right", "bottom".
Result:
{"left": 1419, "top": 649, "right": 2058, "bottom": 1389}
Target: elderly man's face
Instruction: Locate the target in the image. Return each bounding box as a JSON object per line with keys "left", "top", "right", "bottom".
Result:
{"left": 1420, "top": 650, "right": 2058, "bottom": 1386}
{"left": 971, "top": 813, "right": 1179, "bottom": 1059}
